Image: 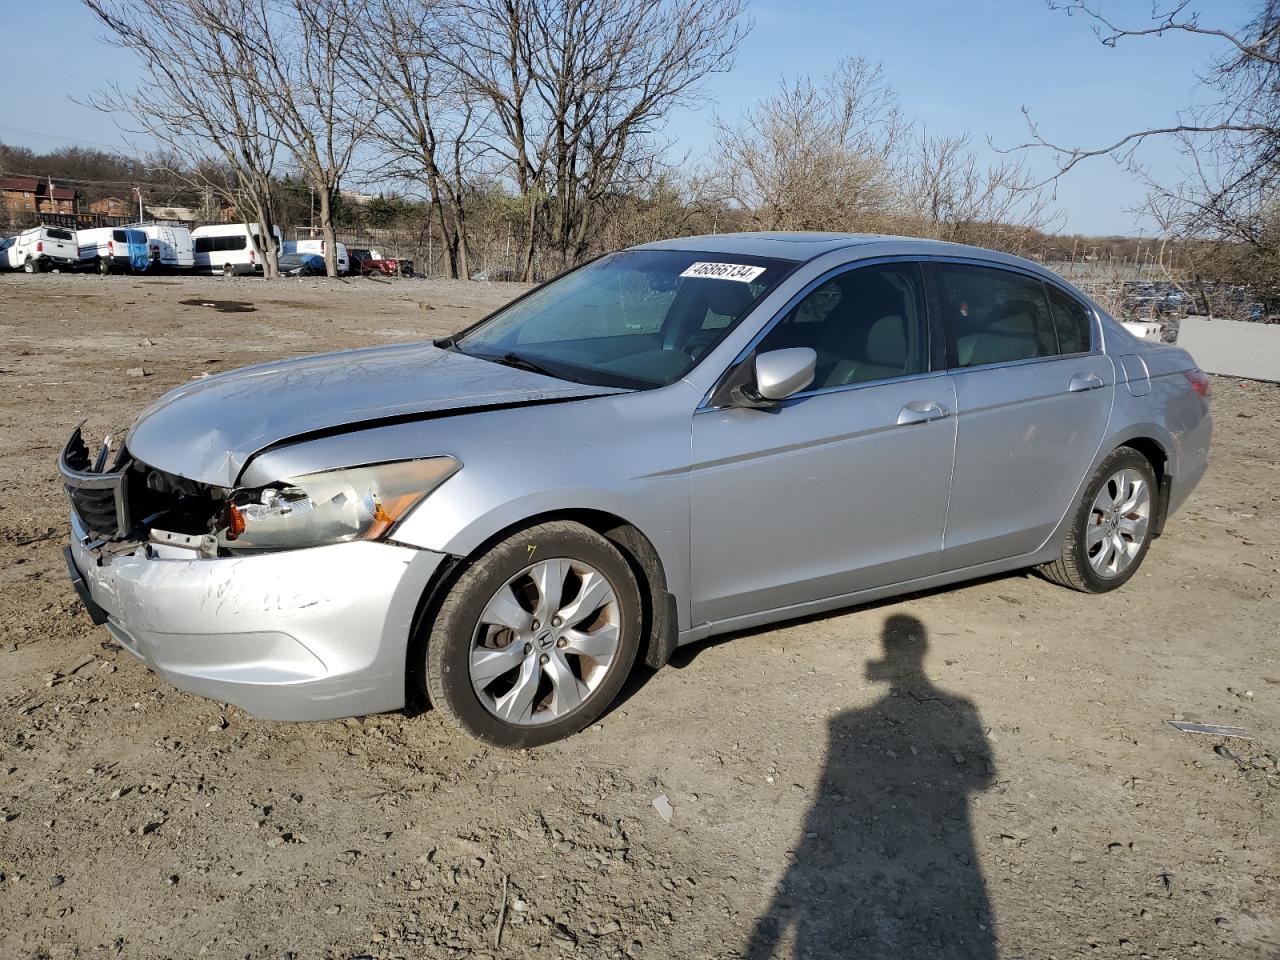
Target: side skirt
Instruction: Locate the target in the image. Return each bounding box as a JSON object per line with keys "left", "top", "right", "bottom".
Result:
{"left": 677, "top": 544, "right": 1061, "bottom": 646}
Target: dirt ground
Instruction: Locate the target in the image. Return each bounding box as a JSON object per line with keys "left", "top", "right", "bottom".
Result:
{"left": 0, "top": 272, "right": 1276, "bottom": 960}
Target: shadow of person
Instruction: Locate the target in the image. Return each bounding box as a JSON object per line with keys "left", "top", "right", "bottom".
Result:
{"left": 744, "top": 614, "right": 998, "bottom": 959}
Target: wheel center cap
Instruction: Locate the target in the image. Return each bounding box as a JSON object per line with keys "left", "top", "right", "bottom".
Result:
{"left": 535, "top": 630, "right": 556, "bottom": 651}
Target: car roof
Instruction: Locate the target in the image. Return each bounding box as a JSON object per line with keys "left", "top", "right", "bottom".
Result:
{"left": 631, "top": 231, "right": 1047, "bottom": 274}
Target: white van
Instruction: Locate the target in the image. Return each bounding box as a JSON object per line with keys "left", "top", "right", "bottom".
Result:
{"left": 3, "top": 225, "right": 80, "bottom": 272}
{"left": 284, "top": 238, "right": 349, "bottom": 274}
{"left": 77, "top": 227, "right": 152, "bottom": 274}
{"left": 133, "top": 221, "right": 194, "bottom": 270}
{"left": 192, "top": 223, "right": 284, "bottom": 275}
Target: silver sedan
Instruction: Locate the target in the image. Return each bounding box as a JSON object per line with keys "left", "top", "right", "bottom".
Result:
{"left": 59, "top": 233, "right": 1212, "bottom": 746}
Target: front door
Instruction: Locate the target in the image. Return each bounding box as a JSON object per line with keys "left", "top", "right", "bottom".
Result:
{"left": 689, "top": 261, "right": 957, "bottom": 626}
{"left": 930, "top": 262, "right": 1115, "bottom": 566}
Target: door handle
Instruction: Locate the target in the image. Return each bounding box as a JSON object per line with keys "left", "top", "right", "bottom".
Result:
{"left": 897, "top": 400, "right": 951, "bottom": 426}
{"left": 1069, "top": 373, "right": 1104, "bottom": 392}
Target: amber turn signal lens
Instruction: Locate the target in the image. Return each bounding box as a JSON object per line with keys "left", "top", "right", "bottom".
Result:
{"left": 226, "top": 503, "right": 246, "bottom": 540}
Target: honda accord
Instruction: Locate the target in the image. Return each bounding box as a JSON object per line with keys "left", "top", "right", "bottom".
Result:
{"left": 59, "top": 233, "right": 1212, "bottom": 746}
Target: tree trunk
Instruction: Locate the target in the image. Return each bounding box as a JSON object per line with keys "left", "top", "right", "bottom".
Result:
{"left": 521, "top": 195, "right": 538, "bottom": 283}
{"left": 246, "top": 183, "right": 279, "bottom": 279}
{"left": 454, "top": 200, "right": 471, "bottom": 281}
{"left": 317, "top": 188, "right": 339, "bottom": 278}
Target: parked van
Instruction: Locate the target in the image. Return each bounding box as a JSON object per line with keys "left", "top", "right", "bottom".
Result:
{"left": 191, "top": 223, "right": 284, "bottom": 275}
{"left": 3, "top": 225, "right": 80, "bottom": 272}
{"left": 77, "top": 227, "right": 152, "bottom": 274}
{"left": 284, "top": 238, "right": 349, "bottom": 274}
{"left": 133, "top": 221, "right": 194, "bottom": 270}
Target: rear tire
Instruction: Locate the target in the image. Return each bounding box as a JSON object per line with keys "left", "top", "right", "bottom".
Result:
{"left": 23, "top": 258, "right": 40, "bottom": 274}
{"left": 97, "top": 257, "right": 111, "bottom": 275}
{"left": 1041, "top": 447, "right": 1157, "bottom": 593}
{"left": 423, "top": 521, "right": 643, "bottom": 747}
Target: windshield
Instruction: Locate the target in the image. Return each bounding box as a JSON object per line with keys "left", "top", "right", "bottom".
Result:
{"left": 453, "top": 249, "right": 795, "bottom": 388}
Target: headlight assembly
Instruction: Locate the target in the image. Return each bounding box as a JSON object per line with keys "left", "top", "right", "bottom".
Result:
{"left": 220, "top": 457, "right": 459, "bottom": 551}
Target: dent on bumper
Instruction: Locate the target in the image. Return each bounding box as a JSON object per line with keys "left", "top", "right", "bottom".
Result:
{"left": 68, "top": 513, "right": 447, "bottom": 721}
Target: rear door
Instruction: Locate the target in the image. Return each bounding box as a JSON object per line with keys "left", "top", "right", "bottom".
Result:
{"left": 930, "top": 261, "right": 1113, "bottom": 566}
{"left": 42, "top": 227, "right": 78, "bottom": 260}
{"left": 170, "top": 227, "right": 193, "bottom": 267}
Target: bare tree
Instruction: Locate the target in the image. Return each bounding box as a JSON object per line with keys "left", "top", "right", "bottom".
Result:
{"left": 445, "top": 0, "right": 748, "bottom": 278}
{"left": 902, "top": 131, "right": 1056, "bottom": 255}
{"left": 83, "top": 0, "right": 285, "bottom": 276}
{"left": 349, "top": 0, "right": 486, "bottom": 278}
{"left": 242, "top": 0, "right": 375, "bottom": 277}
{"left": 712, "top": 58, "right": 904, "bottom": 232}
{"left": 1015, "top": 1, "right": 1279, "bottom": 304}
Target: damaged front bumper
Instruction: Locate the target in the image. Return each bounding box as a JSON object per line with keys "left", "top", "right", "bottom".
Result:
{"left": 65, "top": 510, "right": 446, "bottom": 721}
{"left": 58, "top": 424, "right": 448, "bottom": 722}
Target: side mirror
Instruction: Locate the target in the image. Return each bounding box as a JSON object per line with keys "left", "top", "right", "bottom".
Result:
{"left": 753, "top": 347, "right": 816, "bottom": 402}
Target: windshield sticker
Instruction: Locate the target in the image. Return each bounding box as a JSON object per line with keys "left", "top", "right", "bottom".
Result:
{"left": 679, "top": 261, "right": 767, "bottom": 283}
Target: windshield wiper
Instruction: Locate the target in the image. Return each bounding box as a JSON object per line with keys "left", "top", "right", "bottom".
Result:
{"left": 490, "top": 352, "right": 565, "bottom": 379}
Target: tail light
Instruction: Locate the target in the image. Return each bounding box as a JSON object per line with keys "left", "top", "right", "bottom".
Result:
{"left": 249, "top": 249, "right": 256, "bottom": 264}
{"left": 107, "top": 240, "right": 114, "bottom": 256}
{"left": 36, "top": 241, "right": 43, "bottom": 253}
{"left": 1183, "top": 368, "right": 1211, "bottom": 398}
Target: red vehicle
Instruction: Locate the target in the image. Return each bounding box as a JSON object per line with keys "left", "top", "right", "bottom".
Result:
{"left": 360, "top": 254, "right": 415, "bottom": 277}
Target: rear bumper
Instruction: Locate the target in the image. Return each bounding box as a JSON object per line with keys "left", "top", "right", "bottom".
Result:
{"left": 65, "top": 512, "right": 447, "bottom": 721}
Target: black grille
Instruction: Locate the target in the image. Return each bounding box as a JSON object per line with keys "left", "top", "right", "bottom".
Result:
{"left": 58, "top": 426, "right": 130, "bottom": 539}
{"left": 69, "top": 486, "right": 122, "bottom": 537}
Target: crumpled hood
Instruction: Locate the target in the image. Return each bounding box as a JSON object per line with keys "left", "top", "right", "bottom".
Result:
{"left": 125, "top": 341, "right": 622, "bottom": 486}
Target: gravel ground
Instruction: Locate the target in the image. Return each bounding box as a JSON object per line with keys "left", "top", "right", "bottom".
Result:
{"left": 0, "top": 272, "right": 1276, "bottom": 960}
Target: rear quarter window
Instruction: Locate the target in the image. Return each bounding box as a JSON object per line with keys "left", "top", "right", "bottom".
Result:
{"left": 1046, "top": 285, "right": 1094, "bottom": 354}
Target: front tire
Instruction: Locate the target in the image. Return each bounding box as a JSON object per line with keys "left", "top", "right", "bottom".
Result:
{"left": 1041, "top": 447, "right": 1157, "bottom": 593}
{"left": 423, "top": 521, "right": 643, "bottom": 747}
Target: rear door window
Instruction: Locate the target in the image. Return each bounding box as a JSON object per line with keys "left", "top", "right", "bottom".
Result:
{"left": 112, "top": 230, "right": 128, "bottom": 243}
{"left": 934, "top": 263, "right": 1058, "bottom": 368}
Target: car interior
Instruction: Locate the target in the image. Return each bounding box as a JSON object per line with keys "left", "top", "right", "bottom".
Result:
{"left": 940, "top": 268, "right": 1060, "bottom": 367}
{"left": 756, "top": 266, "right": 926, "bottom": 388}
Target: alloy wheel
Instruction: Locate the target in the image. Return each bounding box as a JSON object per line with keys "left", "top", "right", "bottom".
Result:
{"left": 469, "top": 558, "right": 621, "bottom": 726}
{"left": 1086, "top": 467, "right": 1151, "bottom": 579}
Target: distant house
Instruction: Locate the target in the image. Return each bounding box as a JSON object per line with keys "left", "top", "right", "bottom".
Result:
{"left": 90, "top": 196, "right": 134, "bottom": 218}
{"left": 145, "top": 204, "right": 201, "bottom": 222}
{"left": 0, "top": 176, "right": 82, "bottom": 217}
{"left": 340, "top": 189, "right": 375, "bottom": 206}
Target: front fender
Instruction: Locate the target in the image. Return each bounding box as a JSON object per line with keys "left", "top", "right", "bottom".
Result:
{"left": 392, "top": 479, "right": 691, "bottom": 630}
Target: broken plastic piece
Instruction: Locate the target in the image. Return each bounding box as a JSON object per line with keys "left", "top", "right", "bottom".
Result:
{"left": 1167, "top": 721, "right": 1252, "bottom": 740}
{"left": 652, "top": 793, "right": 673, "bottom": 823}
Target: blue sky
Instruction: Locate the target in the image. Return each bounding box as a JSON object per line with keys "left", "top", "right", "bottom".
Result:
{"left": 0, "top": 0, "right": 1257, "bottom": 234}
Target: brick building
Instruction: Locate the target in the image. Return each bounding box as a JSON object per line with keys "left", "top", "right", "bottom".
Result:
{"left": 0, "top": 177, "right": 82, "bottom": 217}
{"left": 89, "top": 196, "right": 133, "bottom": 218}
